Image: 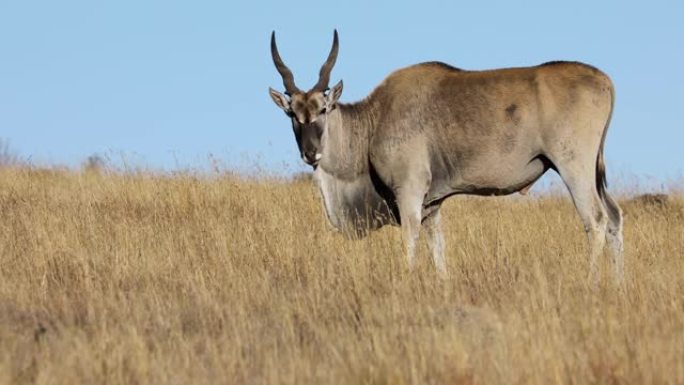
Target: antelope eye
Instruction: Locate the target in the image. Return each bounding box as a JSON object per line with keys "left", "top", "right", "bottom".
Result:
{"left": 319, "top": 107, "right": 327, "bottom": 115}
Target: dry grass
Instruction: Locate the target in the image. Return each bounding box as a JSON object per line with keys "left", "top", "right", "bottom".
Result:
{"left": 0, "top": 166, "right": 683, "bottom": 385}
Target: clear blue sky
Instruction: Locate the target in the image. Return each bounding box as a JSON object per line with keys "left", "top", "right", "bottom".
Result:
{"left": 0, "top": 1, "right": 682, "bottom": 179}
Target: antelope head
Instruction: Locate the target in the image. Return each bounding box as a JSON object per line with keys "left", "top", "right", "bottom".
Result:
{"left": 269, "top": 30, "right": 343, "bottom": 167}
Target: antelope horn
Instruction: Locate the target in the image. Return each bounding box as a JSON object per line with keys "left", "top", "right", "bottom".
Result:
{"left": 271, "top": 31, "right": 301, "bottom": 96}
{"left": 312, "top": 30, "right": 339, "bottom": 92}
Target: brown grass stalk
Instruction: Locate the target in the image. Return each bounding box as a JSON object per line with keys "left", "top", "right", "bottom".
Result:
{"left": 0, "top": 167, "right": 682, "bottom": 384}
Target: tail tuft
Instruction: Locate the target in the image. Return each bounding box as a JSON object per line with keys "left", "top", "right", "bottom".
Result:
{"left": 596, "top": 152, "right": 608, "bottom": 200}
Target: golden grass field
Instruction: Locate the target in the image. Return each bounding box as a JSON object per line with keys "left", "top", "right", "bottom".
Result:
{"left": 0, "top": 166, "right": 682, "bottom": 384}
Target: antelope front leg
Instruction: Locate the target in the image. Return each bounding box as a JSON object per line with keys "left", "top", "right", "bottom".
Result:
{"left": 424, "top": 208, "right": 448, "bottom": 278}
{"left": 397, "top": 191, "right": 423, "bottom": 271}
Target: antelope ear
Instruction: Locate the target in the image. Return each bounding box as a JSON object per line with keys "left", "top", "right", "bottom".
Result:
{"left": 269, "top": 87, "right": 290, "bottom": 111}
{"left": 326, "top": 80, "right": 343, "bottom": 108}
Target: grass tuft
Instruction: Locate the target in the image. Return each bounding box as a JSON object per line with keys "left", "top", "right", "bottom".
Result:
{"left": 0, "top": 166, "right": 682, "bottom": 384}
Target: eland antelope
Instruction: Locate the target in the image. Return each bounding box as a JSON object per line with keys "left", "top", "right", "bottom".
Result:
{"left": 268, "top": 30, "right": 624, "bottom": 284}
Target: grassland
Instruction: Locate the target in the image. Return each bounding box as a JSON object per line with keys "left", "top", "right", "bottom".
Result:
{"left": 0, "top": 166, "right": 682, "bottom": 384}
